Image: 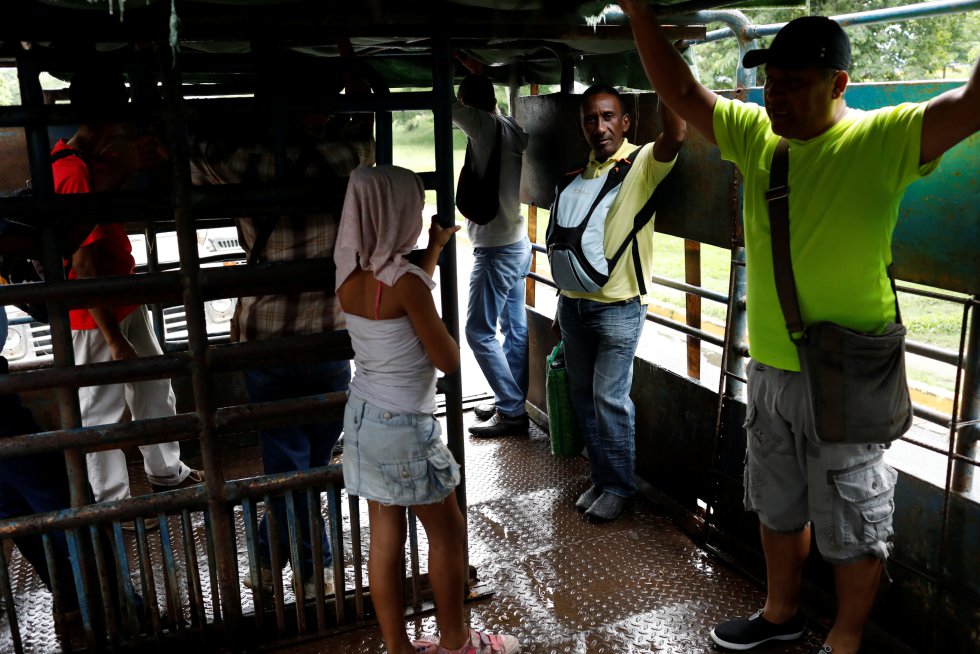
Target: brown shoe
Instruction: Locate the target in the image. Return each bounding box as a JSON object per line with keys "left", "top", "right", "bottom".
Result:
{"left": 150, "top": 469, "right": 205, "bottom": 494}
{"left": 121, "top": 517, "right": 160, "bottom": 532}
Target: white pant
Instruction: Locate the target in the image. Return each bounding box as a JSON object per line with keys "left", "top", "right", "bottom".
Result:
{"left": 73, "top": 307, "right": 189, "bottom": 502}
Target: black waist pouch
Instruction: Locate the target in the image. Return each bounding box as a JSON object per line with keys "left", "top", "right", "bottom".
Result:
{"left": 796, "top": 321, "right": 913, "bottom": 444}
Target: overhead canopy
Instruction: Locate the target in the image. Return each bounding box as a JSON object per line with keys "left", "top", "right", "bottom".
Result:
{"left": 2, "top": 0, "right": 803, "bottom": 89}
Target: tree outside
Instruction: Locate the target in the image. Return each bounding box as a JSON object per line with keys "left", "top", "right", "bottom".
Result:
{"left": 693, "top": 0, "right": 979, "bottom": 89}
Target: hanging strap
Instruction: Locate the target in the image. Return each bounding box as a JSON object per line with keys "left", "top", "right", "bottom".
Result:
{"left": 767, "top": 138, "right": 902, "bottom": 342}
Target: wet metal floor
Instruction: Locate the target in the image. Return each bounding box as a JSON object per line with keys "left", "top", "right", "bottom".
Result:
{"left": 1, "top": 410, "right": 829, "bottom": 653}
{"left": 273, "top": 412, "right": 826, "bottom": 654}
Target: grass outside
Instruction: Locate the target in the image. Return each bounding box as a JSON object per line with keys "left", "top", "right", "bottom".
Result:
{"left": 390, "top": 119, "right": 965, "bottom": 393}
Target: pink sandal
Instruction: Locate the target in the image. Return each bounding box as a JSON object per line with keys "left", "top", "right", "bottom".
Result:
{"left": 437, "top": 628, "right": 520, "bottom": 654}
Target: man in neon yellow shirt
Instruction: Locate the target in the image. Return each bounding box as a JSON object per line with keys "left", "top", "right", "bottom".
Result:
{"left": 552, "top": 84, "right": 685, "bottom": 521}
{"left": 620, "top": 2, "right": 979, "bottom": 653}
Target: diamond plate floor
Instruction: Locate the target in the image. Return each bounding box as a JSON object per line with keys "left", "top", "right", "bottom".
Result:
{"left": 274, "top": 413, "right": 827, "bottom": 654}
{"left": 1, "top": 411, "right": 827, "bottom": 653}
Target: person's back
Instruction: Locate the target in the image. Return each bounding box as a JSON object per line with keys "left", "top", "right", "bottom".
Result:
{"left": 335, "top": 165, "right": 519, "bottom": 654}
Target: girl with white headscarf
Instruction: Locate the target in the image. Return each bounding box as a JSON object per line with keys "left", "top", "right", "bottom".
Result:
{"left": 335, "top": 165, "right": 520, "bottom": 654}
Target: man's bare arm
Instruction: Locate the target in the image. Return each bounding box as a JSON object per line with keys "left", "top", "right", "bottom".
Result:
{"left": 652, "top": 102, "right": 687, "bottom": 163}
{"left": 920, "top": 57, "right": 979, "bottom": 165}
{"left": 620, "top": 0, "right": 719, "bottom": 144}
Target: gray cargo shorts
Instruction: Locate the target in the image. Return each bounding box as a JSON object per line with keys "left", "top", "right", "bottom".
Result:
{"left": 742, "top": 360, "right": 898, "bottom": 563}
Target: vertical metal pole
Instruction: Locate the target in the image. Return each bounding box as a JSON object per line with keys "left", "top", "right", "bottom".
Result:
{"left": 157, "top": 40, "right": 243, "bottom": 642}
{"left": 15, "top": 56, "right": 89, "bottom": 505}
{"left": 684, "top": 239, "right": 702, "bottom": 379}
{"left": 952, "top": 300, "right": 978, "bottom": 492}
{"left": 130, "top": 58, "right": 169, "bottom": 348}
{"left": 432, "top": 36, "right": 471, "bottom": 580}
{"left": 524, "top": 84, "right": 539, "bottom": 310}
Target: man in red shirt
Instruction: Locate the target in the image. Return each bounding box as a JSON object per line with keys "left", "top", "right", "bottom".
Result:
{"left": 56, "top": 68, "right": 201, "bottom": 504}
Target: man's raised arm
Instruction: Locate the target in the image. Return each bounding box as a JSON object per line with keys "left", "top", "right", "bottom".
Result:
{"left": 920, "top": 57, "right": 980, "bottom": 165}
{"left": 620, "top": 0, "right": 719, "bottom": 144}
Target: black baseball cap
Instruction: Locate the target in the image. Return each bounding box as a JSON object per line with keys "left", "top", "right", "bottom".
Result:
{"left": 742, "top": 16, "right": 851, "bottom": 71}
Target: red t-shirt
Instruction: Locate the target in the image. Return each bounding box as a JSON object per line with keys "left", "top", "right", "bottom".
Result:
{"left": 52, "top": 139, "right": 138, "bottom": 330}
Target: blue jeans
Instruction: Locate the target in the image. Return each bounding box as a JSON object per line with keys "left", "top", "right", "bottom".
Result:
{"left": 243, "top": 359, "right": 351, "bottom": 576}
{"left": 558, "top": 296, "right": 646, "bottom": 498}
{"left": 465, "top": 237, "right": 532, "bottom": 417}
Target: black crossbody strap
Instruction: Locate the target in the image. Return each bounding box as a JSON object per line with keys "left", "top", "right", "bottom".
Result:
{"left": 767, "top": 138, "right": 805, "bottom": 340}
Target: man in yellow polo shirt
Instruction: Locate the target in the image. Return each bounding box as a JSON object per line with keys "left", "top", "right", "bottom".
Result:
{"left": 551, "top": 84, "right": 685, "bottom": 522}
{"left": 620, "top": 2, "right": 979, "bottom": 653}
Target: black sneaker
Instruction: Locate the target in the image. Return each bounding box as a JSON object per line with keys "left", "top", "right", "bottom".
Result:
{"left": 710, "top": 609, "right": 805, "bottom": 650}
{"left": 812, "top": 647, "right": 833, "bottom": 654}
{"left": 473, "top": 402, "right": 496, "bottom": 421}
{"left": 468, "top": 412, "right": 529, "bottom": 437}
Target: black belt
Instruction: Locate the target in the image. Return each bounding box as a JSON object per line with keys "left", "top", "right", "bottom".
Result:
{"left": 605, "top": 296, "right": 640, "bottom": 306}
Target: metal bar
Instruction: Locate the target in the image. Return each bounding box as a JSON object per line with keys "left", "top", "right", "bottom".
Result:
{"left": 89, "top": 524, "right": 120, "bottom": 648}
{"left": 41, "top": 533, "right": 68, "bottom": 631}
{"left": 181, "top": 509, "right": 207, "bottom": 629}
{"left": 110, "top": 523, "right": 143, "bottom": 640}
{"left": 350, "top": 494, "right": 365, "bottom": 621}
{"left": 263, "top": 495, "right": 286, "bottom": 635}
{"left": 527, "top": 205, "right": 538, "bottom": 308}
{"left": 241, "top": 499, "right": 266, "bottom": 628}
{"left": 204, "top": 509, "right": 222, "bottom": 626}
{"left": 684, "top": 239, "right": 703, "bottom": 379}
{"left": 66, "top": 527, "right": 99, "bottom": 650}
{"left": 645, "top": 312, "right": 725, "bottom": 348}
{"left": 952, "top": 301, "right": 979, "bottom": 491}
{"left": 158, "top": 517, "right": 186, "bottom": 638}
{"left": 648, "top": 274, "right": 729, "bottom": 304}
{"left": 696, "top": 0, "right": 980, "bottom": 44}
{"left": 284, "top": 492, "right": 308, "bottom": 634}
{"left": 432, "top": 35, "right": 469, "bottom": 564}
{"left": 0, "top": 352, "right": 192, "bottom": 396}
{"left": 408, "top": 509, "right": 422, "bottom": 608}
{"left": 327, "top": 485, "right": 346, "bottom": 625}
{"left": 134, "top": 520, "right": 163, "bottom": 643}
{"left": 308, "top": 487, "right": 327, "bottom": 630}
{"left": 0, "top": 543, "right": 24, "bottom": 654}
{"left": 160, "top": 35, "right": 245, "bottom": 643}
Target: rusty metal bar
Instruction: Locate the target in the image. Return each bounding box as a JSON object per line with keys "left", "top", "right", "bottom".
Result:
{"left": 309, "top": 487, "right": 327, "bottom": 630}
{"left": 110, "top": 523, "right": 143, "bottom": 640}
{"left": 952, "top": 300, "right": 979, "bottom": 492}
{"left": 265, "top": 495, "right": 287, "bottom": 636}
{"left": 526, "top": 205, "right": 538, "bottom": 308}
{"left": 160, "top": 34, "right": 244, "bottom": 643}
{"left": 0, "top": 413, "right": 199, "bottom": 459}
{"left": 241, "top": 498, "right": 267, "bottom": 628}
{"left": 88, "top": 524, "right": 120, "bottom": 648}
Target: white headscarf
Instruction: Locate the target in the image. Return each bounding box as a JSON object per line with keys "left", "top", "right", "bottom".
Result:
{"left": 334, "top": 165, "right": 434, "bottom": 291}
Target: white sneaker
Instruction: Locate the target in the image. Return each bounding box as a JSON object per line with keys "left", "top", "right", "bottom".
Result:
{"left": 243, "top": 566, "right": 335, "bottom": 598}
{"left": 302, "top": 568, "right": 335, "bottom": 598}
